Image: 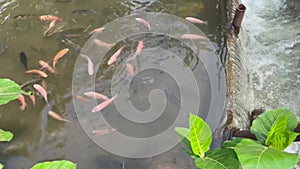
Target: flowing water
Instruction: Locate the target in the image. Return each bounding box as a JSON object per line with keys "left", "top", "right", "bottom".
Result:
{"left": 241, "top": 0, "right": 300, "bottom": 117}
{"left": 0, "top": 0, "right": 227, "bottom": 168}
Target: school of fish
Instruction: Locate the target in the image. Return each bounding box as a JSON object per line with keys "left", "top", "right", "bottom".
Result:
{"left": 15, "top": 15, "right": 208, "bottom": 134}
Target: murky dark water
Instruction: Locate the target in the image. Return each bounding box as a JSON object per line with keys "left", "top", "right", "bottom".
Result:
{"left": 0, "top": 0, "right": 226, "bottom": 168}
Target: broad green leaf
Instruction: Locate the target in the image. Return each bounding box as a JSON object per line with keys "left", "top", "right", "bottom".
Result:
{"left": 222, "top": 137, "right": 243, "bottom": 148}
{"left": 195, "top": 148, "right": 240, "bottom": 169}
{"left": 31, "top": 160, "right": 76, "bottom": 169}
{"left": 265, "top": 115, "right": 300, "bottom": 150}
{"left": 265, "top": 115, "right": 287, "bottom": 146}
{"left": 0, "top": 129, "right": 13, "bottom": 142}
{"left": 0, "top": 163, "right": 3, "bottom": 169}
{"left": 0, "top": 78, "right": 31, "bottom": 106}
{"left": 175, "top": 127, "right": 192, "bottom": 153}
{"left": 234, "top": 139, "right": 298, "bottom": 169}
{"left": 250, "top": 108, "right": 298, "bottom": 142}
{"left": 267, "top": 131, "right": 299, "bottom": 150}
{"left": 182, "top": 148, "right": 198, "bottom": 158}
{"left": 189, "top": 113, "right": 212, "bottom": 158}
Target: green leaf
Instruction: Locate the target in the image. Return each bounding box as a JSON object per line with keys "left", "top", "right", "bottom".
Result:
{"left": 250, "top": 108, "right": 298, "bottom": 142}
{"left": 195, "top": 148, "right": 240, "bottom": 169}
{"left": 0, "top": 78, "right": 31, "bottom": 106}
{"left": 222, "top": 137, "right": 243, "bottom": 148}
{"left": 174, "top": 127, "right": 192, "bottom": 154}
{"left": 234, "top": 139, "right": 298, "bottom": 169}
{"left": 189, "top": 113, "right": 212, "bottom": 158}
{"left": 267, "top": 130, "right": 299, "bottom": 150}
{"left": 0, "top": 163, "right": 3, "bottom": 169}
{"left": 0, "top": 129, "right": 13, "bottom": 142}
{"left": 182, "top": 148, "right": 198, "bottom": 158}
{"left": 31, "top": 160, "right": 76, "bottom": 169}
{"left": 265, "top": 115, "right": 300, "bottom": 150}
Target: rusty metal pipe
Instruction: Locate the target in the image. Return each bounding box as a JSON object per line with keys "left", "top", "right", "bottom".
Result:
{"left": 232, "top": 4, "right": 246, "bottom": 34}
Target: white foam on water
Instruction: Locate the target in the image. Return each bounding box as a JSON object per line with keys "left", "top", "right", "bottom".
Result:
{"left": 241, "top": 0, "right": 300, "bottom": 116}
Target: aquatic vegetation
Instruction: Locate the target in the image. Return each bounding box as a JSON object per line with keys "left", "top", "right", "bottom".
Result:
{"left": 0, "top": 78, "right": 31, "bottom": 106}
{"left": 175, "top": 113, "right": 240, "bottom": 169}
{"left": 0, "top": 129, "right": 13, "bottom": 142}
{"left": 0, "top": 78, "right": 76, "bottom": 168}
{"left": 31, "top": 160, "right": 76, "bottom": 169}
{"left": 175, "top": 108, "right": 299, "bottom": 169}
{"left": 0, "top": 127, "right": 75, "bottom": 169}
{"left": 0, "top": 129, "right": 13, "bottom": 168}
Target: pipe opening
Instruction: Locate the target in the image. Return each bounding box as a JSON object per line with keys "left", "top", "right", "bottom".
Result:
{"left": 237, "top": 4, "right": 246, "bottom": 11}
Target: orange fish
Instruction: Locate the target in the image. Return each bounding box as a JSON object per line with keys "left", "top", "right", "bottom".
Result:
{"left": 80, "top": 54, "right": 94, "bottom": 76}
{"left": 84, "top": 92, "right": 109, "bottom": 100}
{"left": 92, "top": 95, "right": 117, "bottom": 113}
{"left": 181, "top": 34, "right": 209, "bottom": 41}
{"left": 93, "top": 39, "right": 114, "bottom": 48}
{"left": 52, "top": 48, "right": 69, "bottom": 68}
{"left": 185, "top": 17, "right": 207, "bottom": 25}
{"left": 18, "top": 94, "right": 26, "bottom": 111}
{"left": 33, "top": 84, "right": 49, "bottom": 106}
{"left": 127, "top": 41, "right": 144, "bottom": 62}
{"left": 135, "top": 18, "right": 151, "bottom": 30}
{"left": 29, "top": 94, "right": 36, "bottom": 105}
{"left": 48, "top": 110, "right": 69, "bottom": 122}
{"left": 108, "top": 45, "right": 126, "bottom": 65}
{"left": 92, "top": 128, "right": 116, "bottom": 136}
{"left": 39, "top": 60, "right": 55, "bottom": 73}
{"left": 89, "top": 27, "right": 105, "bottom": 35}
{"left": 26, "top": 69, "right": 48, "bottom": 78}
{"left": 39, "top": 15, "right": 62, "bottom": 21}
{"left": 126, "top": 63, "right": 134, "bottom": 75}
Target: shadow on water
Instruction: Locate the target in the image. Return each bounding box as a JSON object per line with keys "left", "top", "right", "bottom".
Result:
{"left": 0, "top": 0, "right": 227, "bottom": 168}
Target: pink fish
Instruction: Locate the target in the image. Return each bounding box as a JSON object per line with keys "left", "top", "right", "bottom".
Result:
{"left": 89, "top": 27, "right": 105, "bottom": 35}
{"left": 84, "top": 92, "right": 109, "bottom": 100}
{"left": 44, "top": 20, "right": 57, "bottom": 36}
{"left": 185, "top": 17, "right": 207, "bottom": 25}
{"left": 107, "top": 45, "right": 126, "bottom": 65}
{"left": 126, "top": 63, "right": 134, "bottom": 75}
{"left": 93, "top": 39, "right": 114, "bottom": 48}
{"left": 39, "top": 60, "right": 55, "bottom": 74}
{"left": 33, "top": 84, "right": 49, "bottom": 106}
{"left": 29, "top": 95, "right": 36, "bottom": 105}
{"left": 92, "top": 95, "right": 117, "bottom": 113}
{"left": 18, "top": 94, "right": 26, "bottom": 111}
{"left": 92, "top": 128, "right": 116, "bottom": 136}
{"left": 135, "top": 41, "right": 144, "bottom": 56}
{"left": 48, "top": 110, "right": 69, "bottom": 122}
{"left": 135, "top": 18, "right": 151, "bottom": 30}
{"left": 181, "top": 34, "right": 209, "bottom": 41}
{"left": 127, "top": 41, "right": 144, "bottom": 62}
{"left": 80, "top": 54, "right": 94, "bottom": 76}
{"left": 75, "top": 95, "right": 89, "bottom": 102}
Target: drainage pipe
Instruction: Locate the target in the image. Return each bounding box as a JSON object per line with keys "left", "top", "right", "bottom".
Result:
{"left": 232, "top": 4, "right": 246, "bottom": 34}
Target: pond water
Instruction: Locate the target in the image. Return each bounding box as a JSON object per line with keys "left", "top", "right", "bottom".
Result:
{"left": 0, "top": 0, "right": 227, "bottom": 168}
{"left": 241, "top": 0, "right": 300, "bottom": 117}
